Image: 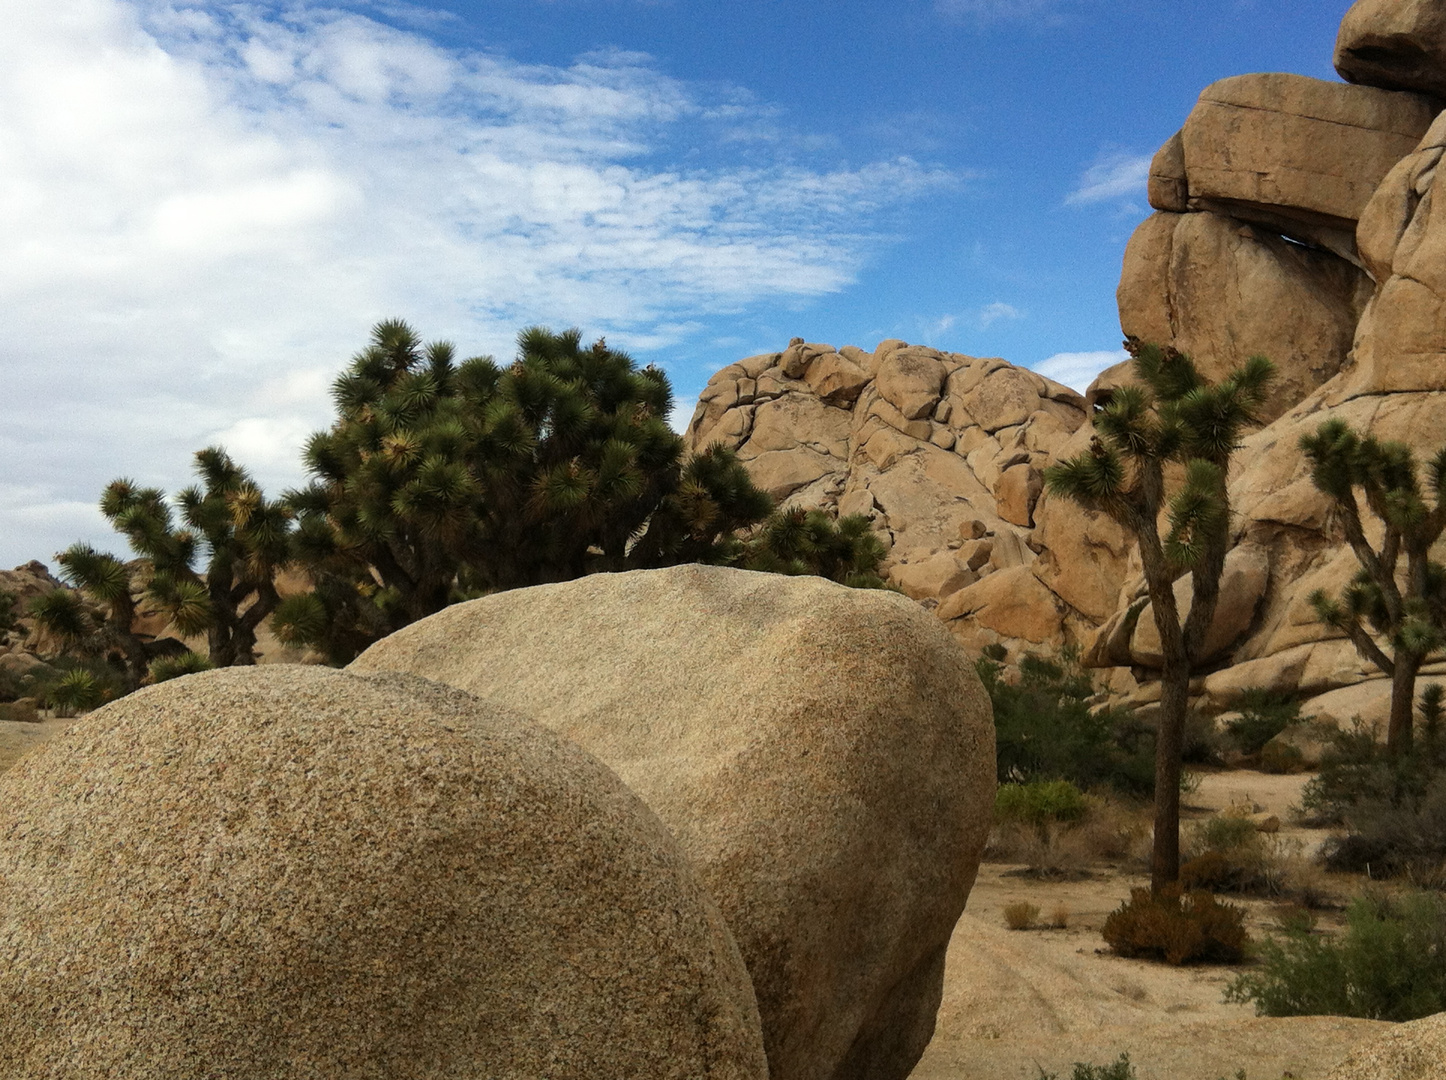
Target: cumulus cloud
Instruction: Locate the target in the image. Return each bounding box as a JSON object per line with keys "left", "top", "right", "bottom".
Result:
{"left": 1065, "top": 150, "right": 1151, "bottom": 206}
{"left": 1032, "top": 349, "right": 1126, "bottom": 392}
{"left": 0, "top": 0, "right": 957, "bottom": 565}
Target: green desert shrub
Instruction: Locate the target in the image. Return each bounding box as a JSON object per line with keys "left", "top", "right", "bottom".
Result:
{"left": 995, "top": 780, "right": 1089, "bottom": 829}
{"left": 1222, "top": 689, "right": 1303, "bottom": 756}
{"left": 1035, "top": 1053, "right": 1136, "bottom": 1080}
{"left": 147, "top": 652, "right": 215, "bottom": 684}
{"left": 979, "top": 646, "right": 1154, "bottom": 796}
{"left": 1102, "top": 885, "right": 1248, "bottom": 965}
{"left": 1225, "top": 891, "right": 1446, "bottom": 1020}
{"left": 1301, "top": 689, "right": 1446, "bottom": 878}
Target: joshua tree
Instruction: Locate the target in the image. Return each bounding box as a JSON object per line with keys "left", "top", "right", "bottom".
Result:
{"left": 44, "top": 544, "right": 151, "bottom": 683}
{"left": 1300, "top": 419, "right": 1446, "bottom": 755}
{"left": 40, "top": 448, "right": 292, "bottom": 678}
{"left": 1045, "top": 339, "right": 1274, "bottom": 890}
{"left": 277, "top": 320, "right": 776, "bottom": 660}
{"left": 97, "top": 449, "right": 292, "bottom": 668}
{"left": 736, "top": 508, "right": 889, "bottom": 587}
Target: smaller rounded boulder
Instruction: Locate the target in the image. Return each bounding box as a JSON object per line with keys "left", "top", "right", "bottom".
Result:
{"left": 0, "top": 666, "right": 767, "bottom": 1080}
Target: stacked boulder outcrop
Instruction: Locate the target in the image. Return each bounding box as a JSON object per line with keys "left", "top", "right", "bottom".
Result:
{"left": 1086, "top": 0, "right": 1446, "bottom": 724}
{"left": 689, "top": 0, "right": 1446, "bottom": 732}
{"left": 686, "top": 338, "right": 1136, "bottom": 655}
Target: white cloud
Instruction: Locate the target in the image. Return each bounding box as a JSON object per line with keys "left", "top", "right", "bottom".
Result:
{"left": 979, "top": 301, "right": 1023, "bottom": 327}
{"left": 1033, "top": 349, "right": 1127, "bottom": 392}
{"left": 1065, "top": 150, "right": 1150, "bottom": 206}
{"left": 0, "top": 0, "right": 958, "bottom": 566}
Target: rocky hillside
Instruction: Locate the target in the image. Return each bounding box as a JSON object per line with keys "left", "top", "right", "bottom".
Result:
{"left": 688, "top": 0, "right": 1446, "bottom": 730}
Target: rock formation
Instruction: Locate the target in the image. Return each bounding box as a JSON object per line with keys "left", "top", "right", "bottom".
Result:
{"left": 1120, "top": 72, "right": 1436, "bottom": 421}
{"left": 680, "top": 0, "right": 1446, "bottom": 733}
{"left": 349, "top": 564, "right": 996, "bottom": 1080}
{"left": 0, "top": 666, "right": 767, "bottom": 1080}
{"left": 686, "top": 338, "right": 1130, "bottom": 655}
{"left": 1085, "top": 4, "right": 1446, "bottom": 722}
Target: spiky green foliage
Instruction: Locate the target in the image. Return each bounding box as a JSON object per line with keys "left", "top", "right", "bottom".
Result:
{"left": 735, "top": 508, "right": 889, "bottom": 587}
{"left": 82, "top": 448, "right": 293, "bottom": 672}
{"left": 1300, "top": 419, "right": 1446, "bottom": 754}
{"left": 28, "top": 589, "right": 92, "bottom": 652}
{"left": 36, "top": 545, "right": 151, "bottom": 683}
{"left": 147, "top": 651, "right": 215, "bottom": 684}
{"left": 47, "top": 668, "right": 103, "bottom": 717}
{"left": 1044, "top": 339, "right": 1275, "bottom": 891}
{"left": 282, "top": 321, "right": 776, "bottom": 660}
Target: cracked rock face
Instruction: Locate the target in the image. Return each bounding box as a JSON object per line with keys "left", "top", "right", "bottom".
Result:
{"left": 1336, "top": 0, "right": 1446, "bottom": 100}
{"left": 1117, "top": 209, "right": 1373, "bottom": 422}
{"left": 685, "top": 339, "right": 1125, "bottom": 653}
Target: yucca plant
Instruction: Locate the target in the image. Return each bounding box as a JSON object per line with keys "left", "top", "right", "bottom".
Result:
{"left": 1300, "top": 419, "right": 1446, "bottom": 755}
{"left": 1045, "top": 338, "right": 1274, "bottom": 889}
{"left": 147, "top": 651, "right": 214, "bottom": 684}
{"left": 47, "top": 668, "right": 103, "bottom": 717}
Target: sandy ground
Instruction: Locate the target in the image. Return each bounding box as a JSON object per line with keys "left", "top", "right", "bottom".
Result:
{"left": 913, "top": 770, "right": 1388, "bottom": 1080}
{"left": 0, "top": 713, "right": 78, "bottom": 774}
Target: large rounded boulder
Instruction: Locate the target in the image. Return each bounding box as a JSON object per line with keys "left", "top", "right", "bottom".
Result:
{"left": 0, "top": 666, "right": 767, "bottom": 1080}
{"left": 1327, "top": 1011, "right": 1446, "bottom": 1079}
{"left": 351, "top": 564, "right": 996, "bottom": 1080}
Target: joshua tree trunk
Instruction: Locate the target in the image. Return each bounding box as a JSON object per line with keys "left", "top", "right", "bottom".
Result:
{"left": 1153, "top": 656, "right": 1189, "bottom": 891}
{"left": 1389, "top": 653, "right": 1422, "bottom": 756}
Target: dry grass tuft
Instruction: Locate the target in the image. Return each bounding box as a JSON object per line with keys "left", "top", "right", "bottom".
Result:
{"left": 1003, "top": 901, "right": 1040, "bottom": 931}
{"left": 1050, "top": 903, "right": 1070, "bottom": 929}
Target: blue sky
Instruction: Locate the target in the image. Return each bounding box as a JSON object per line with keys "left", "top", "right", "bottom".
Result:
{"left": 0, "top": 0, "right": 1353, "bottom": 567}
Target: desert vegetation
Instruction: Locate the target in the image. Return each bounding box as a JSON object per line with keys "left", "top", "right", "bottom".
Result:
{"left": 11, "top": 319, "right": 890, "bottom": 692}
{"left": 1045, "top": 338, "right": 1275, "bottom": 890}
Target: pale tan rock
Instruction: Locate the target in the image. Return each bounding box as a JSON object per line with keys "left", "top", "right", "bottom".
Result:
{"left": 1336, "top": 0, "right": 1446, "bottom": 99}
{"left": 0, "top": 666, "right": 767, "bottom": 1080}
{"left": 1340, "top": 114, "right": 1446, "bottom": 395}
{"left": 839, "top": 344, "right": 872, "bottom": 369}
{"left": 876, "top": 349, "right": 946, "bottom": 420}
{"left": 1263, "top": 722, "right": 1337, "bottom": 770}
{"left": 1326, "top": 1009, "right": 1446, "bottom": 1080}
{"left": 746, "top": 448, "right": 840, "bottom": 501}
{"left": 1301, "top": 678, "right": 1416, "bottom": 732}
{"left": 890, "top": 550, "right": 978, "bottom": 602}
{"left": 963, "top": 368, "right": 1039, "bottom": 433}
{"left": 1118, "top": 210, "right": 1373, "bottom": 421}
{"left": 993, "top": 463, "right": 1043, "bottom": 528}
{"left": 1148, "top": 129, "right": 1188, "bottom": 212}
{"left": 871, "top": 338, "right": 908, "bottom": 377}
{"left": 805, "top": 352, "right": 871, "bottom": 405}
{"left": 746, "top": 394, "right": 851, "bottom": 458}
{"left": 1180, "top": 73, "right": 1436, "bottom": 254}
{"left": 0, "top": 698, "right": 38, "bottom": 723}
{"left": 1029, "top": 488, "right": 1132, "bottom": 623}
{"left": 352, "top": 566, "right": 995, "bottom": 1080}
{"left": 1200, "top": 644, "right": 1315, "bottom": 707}
{"left": 863, "top": 427, "right": 921, "bottom": 471}
{"left": 867, "top": 396, "right": 934, "bottom": 441}
{"left": 1131, "top": 544, "right": 1270, "bottom": 667}
{"left": 937, "top": 565, "right": 1064, "bottom": 644}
